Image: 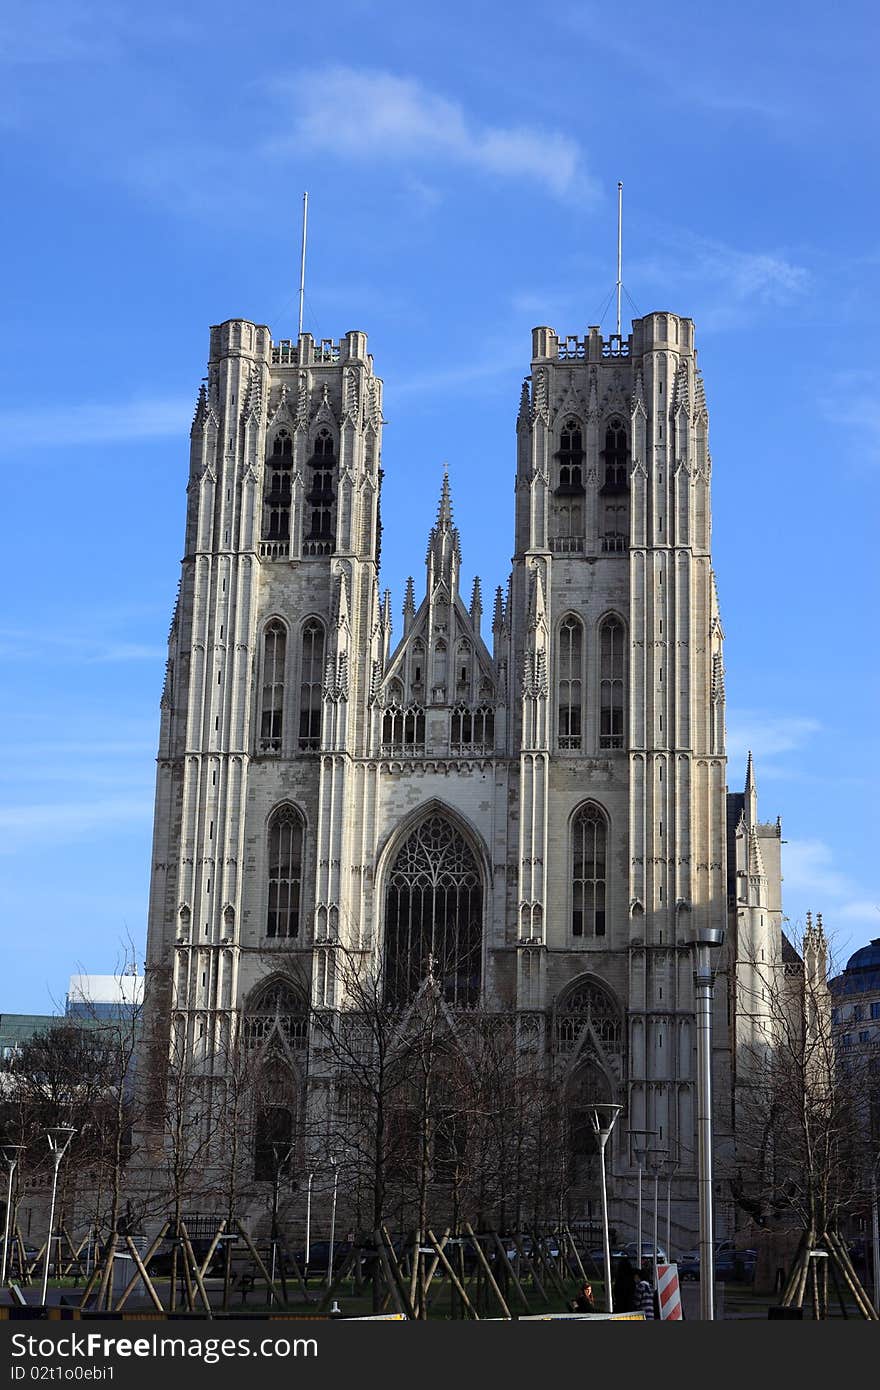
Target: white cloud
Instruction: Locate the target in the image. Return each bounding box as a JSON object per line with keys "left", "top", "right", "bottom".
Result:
{"left": 818, "top": 370, "right": 880, "bottom": 467}
{"left": 0, "top": 396, "right": 192, "bottom": 450}
{"left": 782, "top": 838, "right": 855, "bottom": 900}
{"left": 837, "top": 900, "right": 880, "bottom": 922}
{"left": 265, "top": 67, "right": 591, "bottom": 200}
{"left": 0, "top": 797, "right": 153, "bottom": 852}
{"left": 726, "top": 712, "right": 821, "bottom": 766}
{"left": 631, "top": 235, "right": 810, "bottom": 332}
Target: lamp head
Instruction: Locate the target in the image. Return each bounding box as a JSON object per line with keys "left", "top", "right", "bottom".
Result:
{"left": 696, "top": 926, "right": 725, "bottom": 948}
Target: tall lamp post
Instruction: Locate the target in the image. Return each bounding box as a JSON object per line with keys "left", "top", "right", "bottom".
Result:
{"left": 589, "top": 1102, "right": 622, "bottom": 1312}
{"left": 694, "top": 924, "right": 724, "bottom": 1321}
{"left": 629, "top": 1129, "right": 656, "bottom": 1264}
{"left": 326, "top": 1157, "right": 339, "bottom": 1288}
{"left": 40, "top": 1127, "right": 76, "bottom": 1307}
{"left": 1, "top": 1144, "right": 25, "bottom": 1286}
{"left": 269, "top": 1142, "right": 293, "bottom": 1305}
{"left": 646, "top": 1148, "right": 667, "bottom": 1286}
{"left": 870, "top": 1153, "right": 880, "bottom": 1317}
{"left": 663, "top": 1156, "right": 678, "bottom": 1261}
{"left": 304, "top": 1171, "right": 314, "bottom": 1274}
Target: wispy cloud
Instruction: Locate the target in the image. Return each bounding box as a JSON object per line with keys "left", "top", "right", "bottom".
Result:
{"left": 556, "top": 4, "right": 790, "bottom": 125}
{"left": 631, "top": 234, "right": 810, "bottom": 332}
{"left": 265, "top": 67, "right": 592, "bottom": 200}
{"left": 0, "top": 396, "right": 192, "bottom": 450}
{"left": 726, "top": 711, "right": 821, "bottom": 767}
{"left": 818, "top": 370, "right": 880, "bottom": 468}
{"left": 0, "top": 797, "right": 153, "bottom": 853}
{"left": 0, "top": 626, "right": 165, "bottom": 663}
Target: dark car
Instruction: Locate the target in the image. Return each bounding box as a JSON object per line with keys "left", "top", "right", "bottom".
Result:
{"left": 290, "top": 1240, "right": 354, "bottom": 1275}
{"left": 145, "top": 1238, "right": 225, "bottom": 1277}
{"left": 678, "top": 1243, "right": 756, "bottom": 1282}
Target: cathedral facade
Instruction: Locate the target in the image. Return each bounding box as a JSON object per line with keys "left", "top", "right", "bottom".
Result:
{"left": 142, "top": 310, "right": 782, "bottom": 1245}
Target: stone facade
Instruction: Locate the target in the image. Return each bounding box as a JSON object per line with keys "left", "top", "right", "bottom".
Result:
{"left": 141, "top": 312, "right": 789, "bottom": 1247}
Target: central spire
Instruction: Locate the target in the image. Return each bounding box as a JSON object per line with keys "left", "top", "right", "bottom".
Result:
{"left": 425, "top": 468, "right": 461, "bottom": 596}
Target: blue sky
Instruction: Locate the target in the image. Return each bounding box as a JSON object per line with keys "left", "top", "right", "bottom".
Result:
{"left": 1, "top": 1, "right": 878, "bottom": 1011}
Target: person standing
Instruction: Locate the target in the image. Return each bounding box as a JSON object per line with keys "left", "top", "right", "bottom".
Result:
{"left": 634, "top": 1266, "right": 656, "bottom": 1319}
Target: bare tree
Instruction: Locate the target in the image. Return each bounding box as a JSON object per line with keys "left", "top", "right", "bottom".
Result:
{"left": 730, "top": 917, "right": 876, "bottom": 1316}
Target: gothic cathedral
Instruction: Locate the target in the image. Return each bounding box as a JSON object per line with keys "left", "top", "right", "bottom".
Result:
{"left": 142, "top": 311, "right": 785, "bottom": 1244}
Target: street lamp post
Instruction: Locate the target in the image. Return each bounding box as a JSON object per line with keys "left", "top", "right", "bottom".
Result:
{"left": 40, "top": 1128, "right": 76, "bottom": 1307}
{"left": 694, "top": 925, "right": 724, "bottom": 1321}
{"left": 270, "top": 1142, "right": 292, "bottom": 1306}
{"left": 664, "top": 1158, "right": 678, "bottom": 1261}
{"left": 326, "top": 1158, "right": 339, "bottom": 1288}
{"left": 629, "top": 1129, "right": 656, "bottom": 1265}
{"left": 870, "top": 1155, "right": 880, "bottom": 1317}
{"left": 646, "top": 1149, "right": 667, "bottom": 1287}
{"left": 1, "top": 1145, "right": 25, "bottom": 1286}
{"left": 304, "top": 1171, "right": 314, "bottom": 1274}
{"left": 589, "top": 1102, "right": 622, "bottom": 1313}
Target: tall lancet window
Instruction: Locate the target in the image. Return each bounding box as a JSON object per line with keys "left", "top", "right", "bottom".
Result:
{"left": 306, "top": 428, "right": 335, "bottom": 548}
{"left": 298, "top": 620, "right": 325, "bottom": 750}
{"left": 263, "top": 429, "right": 293, "bottom": 541}
{"left": 558, "top": 615, "right": 584, "bottom": 750}
{"left": 555, "top": 418, "right": 585, "bottom": 493}
{"left": 599, "top": 616, "right": 625, "bottom": 750}
{"left": 572, "top": 803, "right": 607, "bottom": 938}
{"left": 260, "top": 621, "right": 286, "bottom": 753}
{"left": 266, "top": 806, "right": 304, "bottom": 939}
{"left": 384, "top": 814, "right": 482, "bottom": 1008}
{"left": 600, "top": 418, "right": 629, "bottom": 490}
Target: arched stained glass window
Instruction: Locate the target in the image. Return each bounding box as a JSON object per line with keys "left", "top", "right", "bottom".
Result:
{"left": 599, "top": 616, "right": 625, "bottom": 750}
{"left": 558, "top": 616, "right": 583, "bottom": 750}
{"left": 385, "top": 814, "right": 482, "bottom": 1008}
{"left": 244, "top": 978, "right": 308, "bottom": 1050}
{"left": 555, "top": 976, "right": 622, "bottom": 1051}
{"left": 260, "top": 621, "right": 286, "bottom": 753}
{"left": 299, "top": 620, "right": 325, "bottom": 750}
{"left": 572, "top": 804, "right": 607, "bottom": 938}
{"left": 266, "top": 807, "right": 304, "bottom": 939}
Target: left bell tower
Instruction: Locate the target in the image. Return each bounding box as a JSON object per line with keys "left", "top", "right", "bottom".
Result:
{"left": 142, "top": 320, "right": 385, "bottom": 1137}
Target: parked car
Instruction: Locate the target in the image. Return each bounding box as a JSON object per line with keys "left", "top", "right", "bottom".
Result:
{"left": 145, "top": 1238, "right": 225, "bottom": 1277}
{"left": 289, "top": 1239, "right": 354, "bottom": 1275}
{"left": 677, "top": 1242, "right": 756, "bottom": 1282}
{"left": 622, "top": 1241, "right": 668, "bottom": 1266}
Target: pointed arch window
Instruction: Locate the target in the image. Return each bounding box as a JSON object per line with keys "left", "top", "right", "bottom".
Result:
{"left": 555, "top": 976, "right": 622, "bottom": 1051}
{"left": 555, "top": 417, "right": 585, "bottom": 494}
{"left": 450, "top": 704, "right": 494, "bottom": 753}
{"left": 263, "top": 429, "right": 293, "bottom": 541}
{"left": 243, "top": 978, "right": 308, "bottom": 1050}
{"left": 266, "top": 806, "right": 304, "bottom": 939}
{"left": 384, "top": 813, "right": 482, "bottom": 1007}
{"left": 572, "top": 804, "right": 607, "bottom": 937}
{"left": 299, "top": 620, "right": 325, "bottom": 750}
{"left": 600, "top": 418, "right": 629, "bottom": 491}
{"left": 381, "top": 705, "right": 425, "bottom": 753}
{"left": 599, "top": 616, "right": 625, "bottom": 750}
{"left": 566, "top": 1059, "right": 614, "bottom": 1181}
{"left": 252, "top": 1057, "right": 296, "bottom": 1181}
{"left": 259, "top": 621, "right": 286, "bottom": 753}
{"left": 558, "top": 615, "right": 584, "bottom": 750}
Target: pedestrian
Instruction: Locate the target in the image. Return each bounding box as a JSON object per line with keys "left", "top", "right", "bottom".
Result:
{"left": 634, "top": 1266, "right": 656, "bottom": 1319}
{"left": 612, "top": 1257, "right": 638, "bottom": 1312}
{"left": 569, "top": 1281, "right": 596, "bottom": 1314}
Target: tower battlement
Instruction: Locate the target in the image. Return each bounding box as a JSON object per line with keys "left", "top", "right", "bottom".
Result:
{"left": 531, "top": 312, "right": 695, "bottom": 365}
{"left": 207, "top": 321, "right": 373, "bottom": 370}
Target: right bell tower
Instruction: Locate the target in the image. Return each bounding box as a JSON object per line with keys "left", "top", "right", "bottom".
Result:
{"left": 509, "top": 312, "right": 728, "bottom": 1194}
